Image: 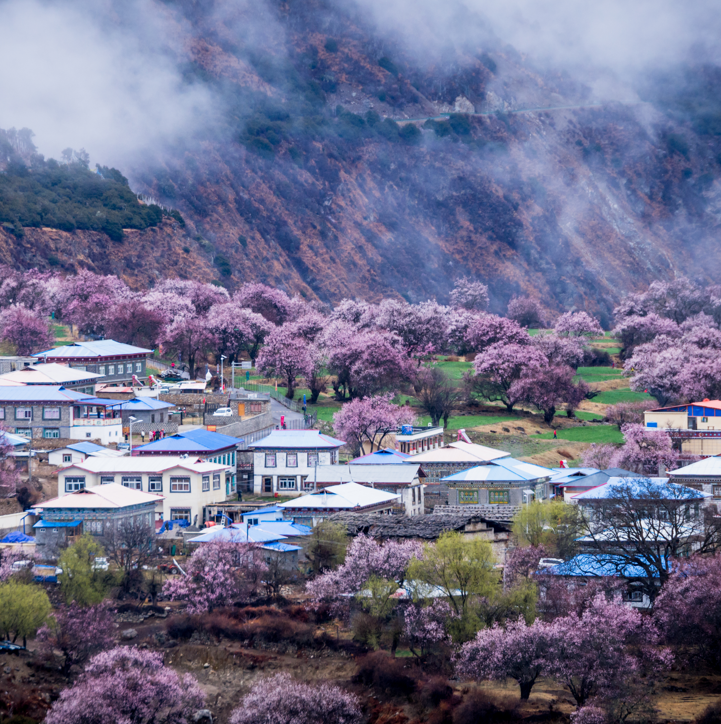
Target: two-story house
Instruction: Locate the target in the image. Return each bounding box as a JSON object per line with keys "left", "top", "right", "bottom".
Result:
{"left": 249, "top": 430, "right": 345, "bottom": 496}
{"left": 0, "top": 386, "right": 123, "bottom": 443}
{"left": 33, "top": 340, "right": 153, "bottom": 385}
{"left": 57, "top": 455, "right": 235, "bottom": 525}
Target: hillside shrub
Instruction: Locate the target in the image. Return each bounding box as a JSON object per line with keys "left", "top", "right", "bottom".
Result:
{"left": 452, "top": 691, "right": 519, "bottom": 724}
{"left": 354, "top": 652, "right": 417, "bottom": 695}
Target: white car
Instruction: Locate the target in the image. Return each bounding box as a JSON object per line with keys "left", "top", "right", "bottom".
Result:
{"left": 212, "top": 407, "right": 233, "bottom": 417}
{"left": 92, "top": 557, "right": 109, "bottom": 571}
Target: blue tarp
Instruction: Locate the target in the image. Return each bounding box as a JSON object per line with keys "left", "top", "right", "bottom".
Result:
{"left": 33, "top": 519, "right": 82, "bottom": 528}
{"left": 0, "top": 531, "right": 35, "bottom": 543}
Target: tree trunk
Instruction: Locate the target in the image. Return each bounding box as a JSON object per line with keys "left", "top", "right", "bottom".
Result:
{"left": 544, "top": 406, "right": 556, "bottom": 425}
{"left": 519, "top": 680, "right": 534, "bottom": 700}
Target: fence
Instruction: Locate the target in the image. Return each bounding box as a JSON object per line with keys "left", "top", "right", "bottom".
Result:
{"left": 236, "top": 382, "right": 317, "bottom": 416}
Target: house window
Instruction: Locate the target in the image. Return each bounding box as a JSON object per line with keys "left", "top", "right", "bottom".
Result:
{"left": 232, "top": 452, "right": 236, "bottom": 465}
{"left": 65, "top": 476, "right": 86, "bottom": 492}
{"left": 213, "top": 473, "right": 221, "bottom": 490}
{"left": 15, "top": 407, "right": 32, "bottom": 420}
{"left": 489, "top": 490, "right": 510, "bottom": 504}
{"left": 713, "top": 485, "right": 721, "bottom": 498}
{"left": 302, "top": 476, "right": 313, "bottom": 490}
{"left": 0, "top": 408, "right": 5, "bottom": 420}
{"left": 307, "top": 453, "right": 318, "bottom": 467}
{"left": 98, "top": 366, "right": 106, "bottom": 376}
{"left": 135, "top": 363, "right": 142, "bottom": 373}
{"left": 151, "top": 414, "right": 155, "bottom": 423}
{"left": 100, "top": 476, "right": 114, "bottom": 485}
{"left": 263, "top": 477, "right": 272, "bottom": 493}
{"left": 170, "top": 508, "right": 191, "bottom": 522}
{"left": 118, "top": 364, "right": 124, "bottom": 375}
{"left": 63, "top": 454, "right": 71, "bottom": 463}
{"left": 43, "top": 407, "right": 61, "bottom": 420}
{"left": 122, "top": 476, "right": 142, "bottom": 490}
{"left": 43, "top": 428, "right": 60, "bottom": 439}
{"left": 108, "top": 365, "right": 115, "bottom": 375}
{"left": 278, "top": 477, "right": 296, "bottom": 490}
{"left": 149, "top": 476, "right": 162, "bottom": 492}
{"left": 202, "top": 475, "right": 210, "bottom": 492}
{"left": 170, "top": 477, "right": 191, "bottom": 492}
{"left": 85, "top": 519, "right": 103, "bottom": 535}
{"left": 15, "top": 428, "right": 30, "bottom": 437}
{"left": 459, "top": 490, "right": 479, "bottom": 504}
{"left": 160, "top": 414, "right": 163, "bottom": 423}
{"left": 265, "top": 453, "right": 276, "bottom": 468}
{"left": 623, "top": 590, "right": 644, "bottom": 602}
{"left": 287, "top": 453, "right": 298, "bottom": 467}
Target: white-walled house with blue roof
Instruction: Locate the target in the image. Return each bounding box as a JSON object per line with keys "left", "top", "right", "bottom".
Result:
{"left": 33, "top": 340, "right": 153, "bottom": 385}
{"left": 249, "top": 430, "right": 345, "bottom": 496}
{"left": 441, "top": 458, "right": 552, "bottom": 506}
{"left": 134, "top": 428, "right": 240, "bottom": 469}
{"left": 48, "top": 441, "right": 127, "bottom": 466}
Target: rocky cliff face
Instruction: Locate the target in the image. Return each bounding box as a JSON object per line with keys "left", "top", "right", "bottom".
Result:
{"left": 5, "top": 0, "right": 721, "bottom": 319}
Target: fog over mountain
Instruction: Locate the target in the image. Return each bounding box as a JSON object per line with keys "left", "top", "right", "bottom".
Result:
{"left": 1, "top": 0, "right": 721, "bottom": 318}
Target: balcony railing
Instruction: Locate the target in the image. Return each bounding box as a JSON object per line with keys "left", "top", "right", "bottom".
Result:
{"left": 72, "top": 418, "right": 122, "bottom": 426}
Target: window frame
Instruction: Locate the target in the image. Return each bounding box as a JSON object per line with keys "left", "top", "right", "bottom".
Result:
{"left": 121, "top": 476, "right": 143, "bottom": 491}
{"left": 148, "top": 476, "right": 162, "bottom": 492}
{"left": 15, "top": 407, "right": 32, "bottom": 421}
{"left": 63, "top": 454, "right": 72, "bottom": 463}
{"left": 43, "top": 428, "right": 60, "bottom": 439}
{"left": 170, "top": 477, "right": 191, "bottom": 493}
{"left": 43, "top": 407, "right": 61, "bottom": 420}
{"left": 65, "top": 476, "right": 86, "bottom": 492}
{"left": 489, "top": 489, "right": 510, "bottom": 504}
{"left": 202, "top": 475, "right": 210, "bottom": 492}
{"left": 287, "top": 452, "right": 298, "bottom": 468}
{"left": 265, "top": 453, "right": 276, "bottom": 468}
{"left": 100, "top": 475, "right": 114, "bottom": 485}
{"left": 213, "top": 473, "right": 221, "bottom": 490}
{"left": 170, "top": 508, "right": 191, "bottom": 522}
{"left": 278, "top": 477, "right": 297, "bottom": 490}
{"left": 108, "top": 365, "right": 115, "bottom": 375}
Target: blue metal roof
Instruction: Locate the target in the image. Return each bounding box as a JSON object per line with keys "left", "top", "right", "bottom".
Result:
{"left": 117, "top": 397, "right": 175, "bottom": 411}
{"left": 441, "top": 458, "right": 551, "bottom": 483}
{"left": 350, "top": 448, "right": 413, "bottom": 465}
{"left": 0, "top": 432, "right": 29, "bottom": 448}
{"left": 253, "top": 521, "right": 312, "bottom": 537}
{"left": 249, "top": 430, "right": 345, "bottom": 450}
{"left": 33, "top": 519, "right": 83, "bottom": 528}
{"left": 67, "top": 442, "right": 109, "bottom": 454}
{"left": 34, "top": 340, "right": 152, "bottom": 359}
{"left": 242, "top": 505, "right": 283, "bottom": 517}
{"left": 539, "top": 554, "right": 662, "bottom": 579}
{"left": 262, "top": 541, "right": 302, "bottom": 552}
{"left": 572, "top": 476, "right": 708, "bottom": 501}
{"left": 134, "top": 428, "right": 242, "bottom": 454}
{"left": 0, "top": 386, "right": 93, "bottom": 403}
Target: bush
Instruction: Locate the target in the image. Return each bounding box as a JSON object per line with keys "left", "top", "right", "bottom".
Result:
{"left": 324, "top": 38, "right": 339, "bottom": 53}
{"left": 399, "top": 124, "right": 421, "bottom": 144}
{"left": 354, "top": 652, "right": 417, "bottom": 695}
{"left": 419, "top": 677, "right": 454, "bottom": 708}
{"left": 697, "top": 699, "right": 721, "bottom": 724}
{"left": 166, "top": 615, "right": 196, "bottom": 639}
{"left": 453, "top": 691, "right": 519, "bottom": 724}
{"left": 583, "top": 347, "right": 612, "bottom": 366}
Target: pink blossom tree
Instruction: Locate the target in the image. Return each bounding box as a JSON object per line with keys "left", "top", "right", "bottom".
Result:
{"left": 604, "top": 402, "right": 652, "bottom": 429}
{"left": 623, "top": 337, "right": 685, "bottom": 405}
{"left": 332, "top": 394, "right": 416, "bottom": 455}
{"left": 162, "top": 540, "right": 266, "bottom": 613}
{"left": 509, "top": 365, "right": 590, "bottom": 424}
{"left": 456, "top": 617, "right": 553, "bottom": 700}
{"left": 544, "top": 594, "right": 671, "bottom": 706}
{"left": 37, "top": 602, "right": 115, "bottom": 675}
{"left": 256, "top": 323, "right": 314, "bottom": 399}
{"left": 206, "top": 302, "right": 256, "bottom": 364}
{"left": 373, "top": 299, "right": 448, "bottom": 360}
{"left": 154, "top": 279, "right": 228, "bottom": 315}
{"left": 571, "top": 706, "right": 607, "bottom": 724}
{"left": 471, "top": 342, "right": 547, "bottom": 412}
{"left": 229, "top": 673, "right": 362, "bottom": 724}
{"left": 580, "top": 443, "right": 617, "bottom": 470}
{"left": 531, "top": 333, "right": 585, "bottom": 368}
{"left": 234, "top": 283, "right": 292, "bottom": 324}
{"left": 612, "top": 313, "right": 680, "bottom": 354}
{"left": 45, "top": 646, "right": 205, "bottom": 724}
{"left": 0, "top": 268, "right": 58, "bottom": 316}
{"left": 610, "top": 423, "right": 678, "bottom": 475}
{"left": 0, "top": 304, "right": 54, "bottom": 355}
{"left": 504, "top": 545, "right": 549, "bottom": 588}
{"left": 554, "top": 312, "right": 604, "bottom": 338}
{"left": 450, "top": 277, "right": 489, "bottom": 311}
{"left": 330, "top": 299, "right": 372, "bottom": 326}
{"left": 507, "top": 296, "right": 545, "bottom": 328}
{"left": 445, "top": 309, "right": 483, "bottom": 355}
{"left": 105, "top": 295, "right": 167, "bottom": 349}
{"left": 465, "top": 315, "right": 529, "bottom": 352}
{"left": 403, "top": 600, "right": 456, "bottom": 659}
{"left": 654, "top": 554, "right": 721, "bottom": 667}
{"left": 0, "top": 546, "right": 34, "bottom": 581}
{"left": 158, "top": 313, "right": 214, "bottom": 380}
{"left": 614, "top": 278, "right": 706, "bottom": 325}
{"left": 306, "top": 533, "right": 422, "bottom": 606}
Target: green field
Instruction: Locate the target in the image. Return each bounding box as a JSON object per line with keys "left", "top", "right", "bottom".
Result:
{"left": 574, "top": 366, "right": 624, "bottom": 384}
{"left": 417, "top": 414, "right": 521, "bottom": 430}
{"left": 535, "top": 425, "right": 624, "bottom": 444}
{"left": 592, "top": 388, "right": 654, "bottom": 405}
{"left": 557, "top": 410, "right": 605, "bottom": 421}
{"left": 433, "top": 357, "right": 473, "bottom": 381}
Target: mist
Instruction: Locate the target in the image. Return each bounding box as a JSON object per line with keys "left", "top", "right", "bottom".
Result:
{"left": 0, "top": 0, "right": 214, "bottom": 166}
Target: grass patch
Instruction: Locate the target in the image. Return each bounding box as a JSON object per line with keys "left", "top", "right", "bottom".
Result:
{"left": 433, "top": 358, "right": 473, "bottom": 381}
{"left": 535, "top": 425, "right": 623, "bottom": 444}
{"left": 569, "top": 410, "right": 604, "bottom": 421}
{"left": 417, "top": 414, "right": 521, "bottom": 429}
{"left": 469, "top": 432, "right": 560, "bottom": 458}
{"left": 593, "top": 388, "right": 654, "bottom": 405}
{"left": 574, "top": 366, "right": 624, "bottom": 383}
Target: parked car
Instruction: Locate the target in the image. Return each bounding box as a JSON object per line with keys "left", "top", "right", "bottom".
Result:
{"left": 10, "top": 560, "right": 33, "bottom": 572}
{"left": 92, "top": 557, "right": 109, "bottom": 571}
{"left": 212, "top": 407, "right": 233, "bottom": 417}
{"left": 117, "top": 442, "right": 130, "bottom": 451}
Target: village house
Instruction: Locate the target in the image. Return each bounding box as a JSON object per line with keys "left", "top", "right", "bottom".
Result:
{"left": 0, "top": 386, "right": 123, "bottom": 443}
{"left": 279, "top": 482, "right": 399, "bottom": 527}
{"left": 331, "top": 510, "right": 513, "bottom": 560}
{"left": 0, "top": 363, "right": 101, "bottom": 395}
{"left": 306, "top": 464, "right": 425, "bottom": 516}
{"left": 441, "top": 458, "right": 552, "bottom": 506}
{"left": 249, "top": 430, "right": 345, "bottom": 496}
{"left": 377, "top": 424, "right": 444, "bottom": 455}
{"left": 32, "top": 483, "right": 161, "bottom": 560}
{"left": 57, "top": 455, "right": 235, "bottom": 525}
{"left": 33, "top": 340, "right": 153, "bottom": 385}
{"left": 115, "top": 397, "right": 178, "bottom": 436}
{"left": 48, "top": 441, "right": 127, "bottom": 466}
{"left": 668, "top": 456, "right": 721, "bottom": 500}
{"left": 644, "top": 400, "right": 721, "bottom": 456}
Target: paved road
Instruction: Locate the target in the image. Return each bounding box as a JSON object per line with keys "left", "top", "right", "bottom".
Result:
{"left": 270, "top": 398, "right": 304, "bottom": 426}
{"left": 392, "top": 102, "right": 606, "bottom": 124}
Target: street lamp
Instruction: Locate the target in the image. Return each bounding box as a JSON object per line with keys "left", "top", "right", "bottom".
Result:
{"left": 220, "top": 355, "right": 227, "bottom": 392}
{"left": 129, "top": 416, "right": 138, "bottom": 455}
